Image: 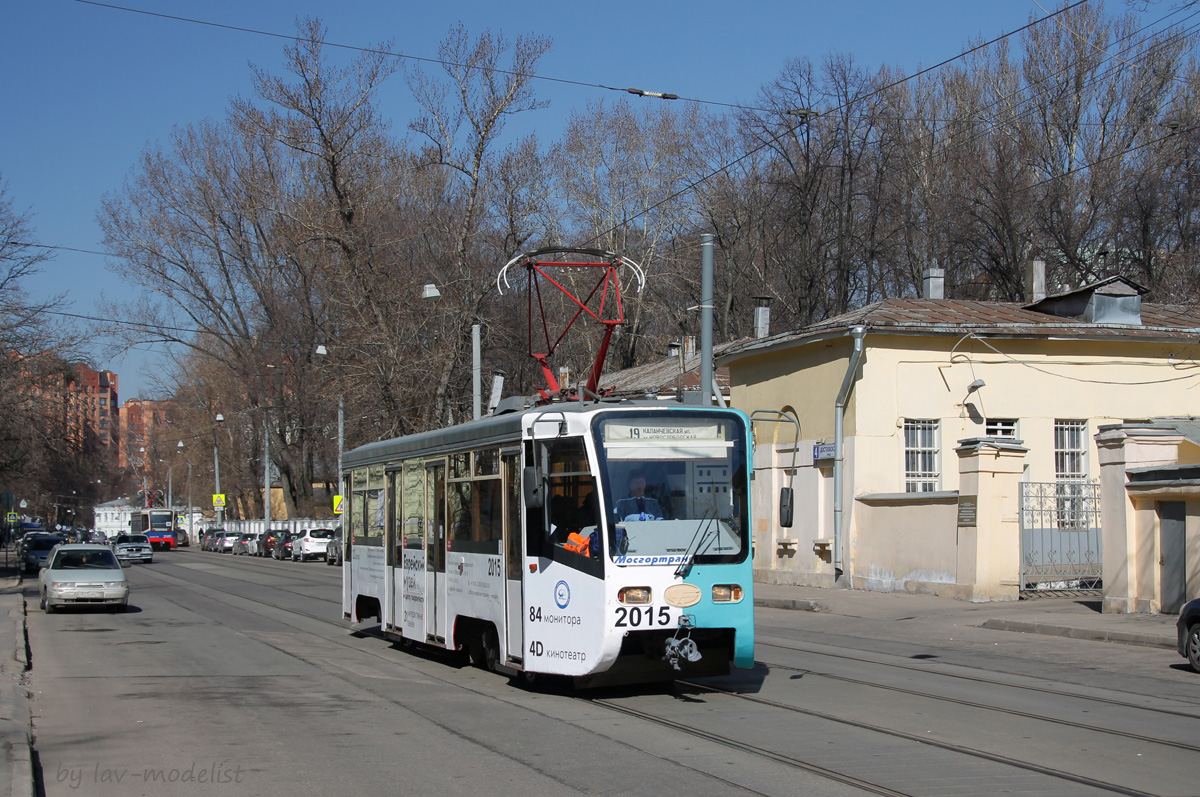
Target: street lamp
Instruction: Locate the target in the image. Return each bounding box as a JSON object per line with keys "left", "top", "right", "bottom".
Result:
{"left": 315, "top": 346, "right": 344, "bottom": 506}
{"left": 139, "top": 446, "right": 148, "bottom": 508}
{"left": 213, "top": 413, "right": 224, "bottom": 527}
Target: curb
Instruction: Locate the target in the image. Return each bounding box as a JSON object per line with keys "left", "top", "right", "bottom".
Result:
{"left": 754, "top": 597, "right": 829, "bottom": 613}
{"left": 756, "top": 596, "right": 1178, "bottom": 651}
{"left": 2, "top": 575, "right": 32, "bottom": 797}
{"left": 979, "top": 618, "right": 1176, "bottom": 650}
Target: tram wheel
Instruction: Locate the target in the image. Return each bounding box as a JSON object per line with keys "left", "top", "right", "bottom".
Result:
{"left": 481, "top": 628, "right": 500, "bottom": 672}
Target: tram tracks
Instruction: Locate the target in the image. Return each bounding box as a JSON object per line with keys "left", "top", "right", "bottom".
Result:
{"left": 664, "top": 679, "right": 1160, "bottom": 797}
{"left": 757, "top": 637, "right": 1200, "bottom": 723}
{"left": 586, "top": 695, "right": 916, "bottom": 797}
{"left": 132, "top": 562, "right": 1191, "bottom": 797}
{"left": 747, "top": 649, "right": 1200, "bottom": 755}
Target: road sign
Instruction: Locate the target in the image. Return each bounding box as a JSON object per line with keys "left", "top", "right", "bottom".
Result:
{"left": 212, "top": 494, "right": 226, "bottom": 508}
{"left": 332, "top": 495, "right": 344, "bottom": 515}
{"left": 5, "top": 513, "right": 15, "bottom": 524}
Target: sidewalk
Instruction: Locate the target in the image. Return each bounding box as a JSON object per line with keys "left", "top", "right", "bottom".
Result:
{"left": 0, "top": 557, "right": 31, "bottom": 797}
{"left": 754, "top": 581, "right": 1180, "bottom": 650}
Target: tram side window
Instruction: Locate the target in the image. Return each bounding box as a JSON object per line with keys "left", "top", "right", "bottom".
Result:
{"left": 525, "top": 437, "right": 602, "bottom": 578}
{"left": 505, "top": 452, "right": 521, "bottom": 579}
{"left": 449, "top": 480, "right": 473, "bottom": 541}
{"left": 388, "top": 472, "right": 401, "bottom": 566}
{"left": 402, "top": 462, "right": 424, "bottom": 550}
{"left": 361, "top": 465, "right": 385, "bottom": 546}
{"left": 446, "top": 450, "right": 503, "bottom": 554}
{"left": 350, "top": 468, "right": 367, "bottom": 544}
{"left": 476, "top": 479, "right": 503, "bottom": 544}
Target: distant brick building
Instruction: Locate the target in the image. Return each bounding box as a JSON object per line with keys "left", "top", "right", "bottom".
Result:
{"left": 71, "top": 365, "right": 120, "bottom": 465}
{"left": 120, "top": 398, "right": 177, "bottom": 497}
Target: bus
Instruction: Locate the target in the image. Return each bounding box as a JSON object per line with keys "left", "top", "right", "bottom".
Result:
{"left": 130, "top": 509, "right": 175, "bottom": 551}
{"left": 340, "top": 399, "right": 777, "bottom": 687}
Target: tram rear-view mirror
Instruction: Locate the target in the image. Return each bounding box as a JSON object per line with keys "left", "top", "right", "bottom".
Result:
{"left": 523, "top": 466, "right": 544, "bottom": 509}
{"left": 779, "top": 487, "right": 794, "bottom": 528}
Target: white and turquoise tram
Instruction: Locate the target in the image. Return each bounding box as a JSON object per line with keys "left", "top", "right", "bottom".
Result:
{"left": 339, "top": 399, "right": 765, "bottom": 686}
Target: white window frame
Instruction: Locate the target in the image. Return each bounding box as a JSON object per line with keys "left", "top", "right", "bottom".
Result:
{"left": 903, "top": 419, "right": 940, "bottom": 493}
{"left": 985, "top": 418, "right": 1018, "bottom": 439}
{"left": 1054, "top": 419, "right": 1088, "bottom": 482}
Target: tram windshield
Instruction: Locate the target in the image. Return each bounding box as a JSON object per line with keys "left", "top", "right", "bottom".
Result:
{"left": 594, "top": 413, "right": 748, "bottom": 566}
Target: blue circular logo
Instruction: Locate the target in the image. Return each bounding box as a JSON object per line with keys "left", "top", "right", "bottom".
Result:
{"left": 554, "top": 580, "right": 571, "bottom": 609}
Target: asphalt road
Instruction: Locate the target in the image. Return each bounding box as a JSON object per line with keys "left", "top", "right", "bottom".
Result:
{"left": 22, "top": 551, "right": 1200, "bottom": 797}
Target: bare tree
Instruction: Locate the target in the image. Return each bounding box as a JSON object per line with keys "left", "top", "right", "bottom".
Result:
{"left": 403, "top": 24, "right": 552, "bottom": 419}
{"left": 0, "top": 180, "right": 87, "bottom": 502}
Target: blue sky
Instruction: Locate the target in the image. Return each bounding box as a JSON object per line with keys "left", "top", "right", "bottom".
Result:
{"left": 0, "top": 0, "right": 1073, "bottom": 398}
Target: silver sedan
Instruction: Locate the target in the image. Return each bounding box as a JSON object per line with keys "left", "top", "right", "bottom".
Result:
{"left": 39, "top": 544, "right": 129, "bottom": 613}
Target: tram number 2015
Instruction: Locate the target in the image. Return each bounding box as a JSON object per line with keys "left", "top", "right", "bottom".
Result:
{"left": 615, "top": 606, "right": 671, "bottom": 628}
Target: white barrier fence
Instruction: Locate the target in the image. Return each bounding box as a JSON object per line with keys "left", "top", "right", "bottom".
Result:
{"left": 189, "top": 517, "right": 340, "bottom": 544}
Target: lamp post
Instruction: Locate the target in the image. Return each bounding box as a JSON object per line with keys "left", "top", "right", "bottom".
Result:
{"left": 139, "top": 446, "right": 148, "bottom": 508}
{"left": 171, "top": 439, "right": 183, "bottom": 540}
{"left": 263, "top": 410, "right": 271, "bottom": 537}
{"left": 315, "top": 345, "right": 345, "bottom": 501}
{"left": 213, "top": 413, "right": 224, "bottom": 527}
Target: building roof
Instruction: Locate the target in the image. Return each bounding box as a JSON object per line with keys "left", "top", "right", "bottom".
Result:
{"left": 597, "top": 348, "right": 732, "bottom": 399}
{"left": 719, "top": 296, "right": 1200, "bottom": 363}
{"left": 94, "top": 498, "right": 138, "bottom": 509}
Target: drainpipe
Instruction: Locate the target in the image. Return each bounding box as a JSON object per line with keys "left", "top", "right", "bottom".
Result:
{"left": 833, "top": 325, "right": 866, "bottom": 581}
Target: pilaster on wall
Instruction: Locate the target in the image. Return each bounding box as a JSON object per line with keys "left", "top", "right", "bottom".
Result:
{"left": 955, "top": 437, "right": 1028, "bottom": 602}
{"left": 1096, "top": 425, "right": 1183, "bottom": 614}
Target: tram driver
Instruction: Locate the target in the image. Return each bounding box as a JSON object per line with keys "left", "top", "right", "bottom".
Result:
{"left": 613, "top": 473, "right": 664, "bottom": 521}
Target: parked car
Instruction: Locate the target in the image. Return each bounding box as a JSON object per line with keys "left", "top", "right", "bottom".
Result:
{"left": 174, "top": 528, "right": 190, "bottom": 548}
{"left": 231, "top": 532, "right": 256, "bottom": 555}
{"left": 22, "top": 535, "right": 68, "bottom": 573}
{"left": 325, "top": 530, "right": 344, "bottom": 566}
{"left": 247, "top": 532, "right": 271, "bottom": 556}
{"left": 200, "top": 529, "right": 224, "bottom": 551}
{"left": 263, "top": 529, "right": 289, "bottom": 557}
{"left": 1177, "top": 598, "right": 1200, "bottom": 672}
{"left": 272, "top": 531, "right": 301, "bottom": 560}
{"left": 292, "top": 528, "right": 336, "bottom": 562}
{"left": 112, "top": 534, "right": 153, "bottom": 565}
{"left": 211, "top": 530, "right": 234, "bottom": 552}
{"left": 18, "top": 530, "right": 53, "bottom": 560}
{"left": 39, "top": 543, "right": 128, "bottom": 613}
{"left": 218, "top": 531, "right": 238, "bottom": 553}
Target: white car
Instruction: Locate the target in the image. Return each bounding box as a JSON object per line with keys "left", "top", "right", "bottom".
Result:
{"left": 39, "top": 543, "right": 129, "bottom": 613}
{"left": 112, "top": 534, "right": 153, "bottom": 565}
{"left": 291, "top": 528, "right": 336, "bottom": 562}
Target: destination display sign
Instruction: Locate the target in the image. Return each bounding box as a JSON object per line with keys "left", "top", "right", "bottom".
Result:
{"left": 602, "top": 419, "right": 731, "bottom": 460}
{"left": 603, "top": 421, "right": 722, "bottom": 443}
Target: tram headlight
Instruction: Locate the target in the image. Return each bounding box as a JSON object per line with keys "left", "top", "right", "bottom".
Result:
{"left": 711, "top": 584, "right": 744, "bottom": 603}
{"left": 618, "top": 586, "right": 652, "bottom": 604}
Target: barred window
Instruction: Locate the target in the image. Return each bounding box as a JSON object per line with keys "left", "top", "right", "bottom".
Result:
{"left": 904, "top": 419, "right": 940, "bottom": 492}
{"left": 1054, "top": 420, "right": 1089, "bottom": 528}
{"left": 986, "top": 418, "right": 1018, "bottom": 438}
{"left": 1054, "top": 420, "right": 1087, "bottom": 481}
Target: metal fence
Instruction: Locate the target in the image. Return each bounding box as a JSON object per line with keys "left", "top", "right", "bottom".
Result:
{"left": 199, "top": 517, "right": 339, "bottom": 538}
{"left": 1018, "top": 481, "right": 1102, "bottom": 593}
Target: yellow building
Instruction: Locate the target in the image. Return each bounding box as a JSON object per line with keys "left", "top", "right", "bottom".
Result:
{"left": 720, "top": 271, "right": 1200, "bottom": 604}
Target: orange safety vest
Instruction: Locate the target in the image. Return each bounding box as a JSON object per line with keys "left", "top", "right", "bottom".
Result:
{"left": 564, "top": 532, "right": 590, "bottom": 556}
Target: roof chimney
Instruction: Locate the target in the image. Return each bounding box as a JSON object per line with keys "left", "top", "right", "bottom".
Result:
{"left": 753, "top": 296, "right": 772, "bottom": 339}
{"left": 922, "top": 267, "right": 944, "bottom": 299}
{"left": 1026, "top": 259, "right": 1046, "bottom": 303}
